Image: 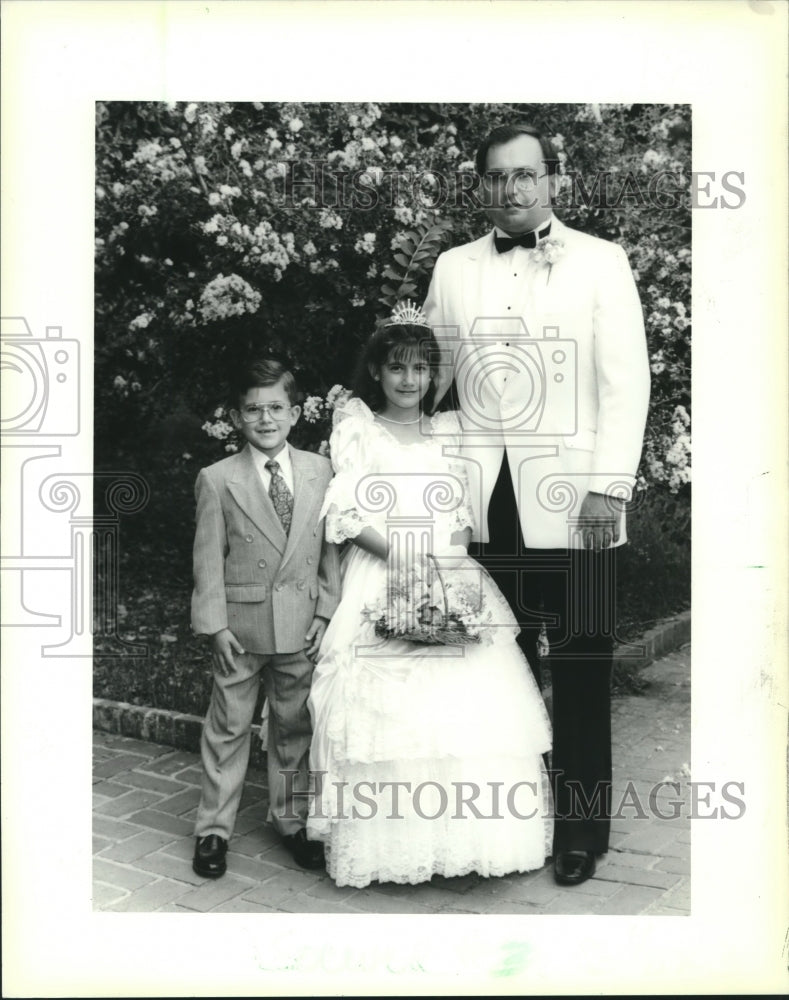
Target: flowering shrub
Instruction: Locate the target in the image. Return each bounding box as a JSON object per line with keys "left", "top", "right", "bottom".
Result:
{"left": 96, "top": 101, "right": 690, "bottom": 495}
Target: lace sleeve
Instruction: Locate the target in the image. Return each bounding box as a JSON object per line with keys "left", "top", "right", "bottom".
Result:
{"left": 321, "top": 399, "right": 376, "bottom": 544}
{"left": 432, "top": 410, "right": 476, "bottom": 536}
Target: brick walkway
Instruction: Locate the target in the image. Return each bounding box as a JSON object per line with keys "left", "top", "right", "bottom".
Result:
{"left": 93, "top": 645, "right": 690, "bottom": 914}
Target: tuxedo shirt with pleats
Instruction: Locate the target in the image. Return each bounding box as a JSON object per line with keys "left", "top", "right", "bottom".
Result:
{"left": 486, "top": 219, "right": 554, "bottom": 319}
{"left": 457, "top": 218, "right": 556, "bottom": 403}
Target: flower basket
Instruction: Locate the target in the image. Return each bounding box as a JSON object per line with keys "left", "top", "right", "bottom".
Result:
{"left": 362, "top": 554, "right": 484, "bottom": 646}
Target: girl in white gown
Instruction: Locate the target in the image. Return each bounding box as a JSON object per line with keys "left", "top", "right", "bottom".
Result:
{"left": 307, "top": 309, "right": 552, "bottom": 888}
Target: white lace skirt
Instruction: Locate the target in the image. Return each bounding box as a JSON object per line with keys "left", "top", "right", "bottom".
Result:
{"left": 307, "top": 547, "right": 553, "bottom": 889}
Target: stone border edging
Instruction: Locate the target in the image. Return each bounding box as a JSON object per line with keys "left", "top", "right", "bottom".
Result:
{"left": 612, "top": 608, "right": 690, "bottom": 672}
{"left": 93, "top": 609, "right": 690, "bottom": 758}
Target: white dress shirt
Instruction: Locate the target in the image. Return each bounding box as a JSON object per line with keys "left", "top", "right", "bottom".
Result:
{"left": 486, "top": 215, "right": 554, "bottom": 321}
{"left": 461, "top": 215, "right": 556, "bottom": 399}
{"left": 250, "top": 442, "right": 295, "bottom": 496}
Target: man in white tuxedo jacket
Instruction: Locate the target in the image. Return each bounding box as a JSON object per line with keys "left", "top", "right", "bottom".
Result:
{"left": 424, "top": 123, "right": 650, "bottom": 886}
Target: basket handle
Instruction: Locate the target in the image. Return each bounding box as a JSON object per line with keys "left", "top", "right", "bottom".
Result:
{"left": 426, "top": 553, "right": 449, "bottom": 620}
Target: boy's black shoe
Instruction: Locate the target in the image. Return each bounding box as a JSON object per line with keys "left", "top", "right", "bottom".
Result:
{"left": 193, "top": 834, "right": 228, "bottom": 878}
{"left": 282, "top": 829, "right": 325, "bottom": 870}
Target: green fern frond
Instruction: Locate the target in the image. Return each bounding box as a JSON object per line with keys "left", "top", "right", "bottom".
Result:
{"left": 378, "top": 217, "right": 453, "bottom": 313}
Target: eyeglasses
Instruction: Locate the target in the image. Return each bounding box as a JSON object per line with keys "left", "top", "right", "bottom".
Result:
{"left": 238, "top": 402, "right": 291, "bottom": 422}
{"left": 481, "top": 168, "right": 547, "bottom": 193}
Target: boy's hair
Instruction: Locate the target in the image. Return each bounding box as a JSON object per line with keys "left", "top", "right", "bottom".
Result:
{"left": 231, "top": 358, "right": 299, "bottom": 408}
{"left": 475, "top": 123, "right": 560, "bottom": 178}
{"left": 353, "top": 321, "right": 439, "bottom": 414}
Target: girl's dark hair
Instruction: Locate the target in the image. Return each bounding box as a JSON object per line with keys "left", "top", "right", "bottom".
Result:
{"left": 353, "top": 321, "right": 440, "bottom": 414}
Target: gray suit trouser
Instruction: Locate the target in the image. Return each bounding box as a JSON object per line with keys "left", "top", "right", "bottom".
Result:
{"left": 195, "top": 649, "right": 314, "bottom": 840}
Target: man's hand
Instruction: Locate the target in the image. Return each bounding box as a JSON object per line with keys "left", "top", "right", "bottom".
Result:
{"left": 211, "top": 628, "right": 245, "bottom": 676}
{"left": 305, "top": 616, "right": 328, "bottom": 661}
{"left": 576, "top": 491, "right": 625, "bottom": 551}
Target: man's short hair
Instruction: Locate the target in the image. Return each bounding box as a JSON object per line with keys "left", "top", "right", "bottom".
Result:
{"left": 475, "top": 124, "right": 560, "bottom": 177}
{"left": 232, "top": 358, "right": 298, "bottom": 407}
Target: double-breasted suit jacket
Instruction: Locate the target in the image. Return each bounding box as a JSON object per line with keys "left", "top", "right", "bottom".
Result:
{"left": 424, "top": 217, "right": 651, "bottom": 549}
{"left": 191, "top": 443, "right": 341, "bottom": 653}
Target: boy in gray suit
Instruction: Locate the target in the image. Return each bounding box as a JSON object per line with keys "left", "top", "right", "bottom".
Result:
{"left": 191, "top": 358, "right": 340, "bottom": 877}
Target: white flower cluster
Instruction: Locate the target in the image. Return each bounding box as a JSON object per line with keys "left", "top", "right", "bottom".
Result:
{"left": 207, "top": 184, "right": 242, "bottom": 206}
{"left": 319, "top": 209, "right": 343, "bottom": 230}
{"left": 113, "top": 374, "right": 141, "bottom": 397}
{"left": 353, "top": 232, "right": 376, "bottom": 255}
{"left": 359, "top": 108, "right": 379, "bottom": 130}
{"left": 653, "top": 112, "right": 685, "bottom": 141}
{"left": 201, "top": 418, "right": 235, "bottom": 440}
{"left": 126, "top": 139, "right": 192, "bottom": 183}
{"left": 650, "top": 349, "right": 666, "bottom": 375}
{"left": 201, "top": 214, "right": 297, "bottom": 280}
{"left": 128, "top": 312, "right": 153, "bottom": 331}
{"left": 393, "top": 205, "right": 415, "bottom": 226}
{"left": 359, "top": 166, "right": 384, "bottom": 187}
{"left": 302, "top": 395, "right": 324, "bottom": 423}
{"left": 247, "top": 221, "right": 297, "bottom": 279}
{"left": 325, "top": 384, "right": 352, "bottom": 410}
{"left": 198, "top": 273, "right": 262, "bottom": 323}
{"left": 642, "top": 148, "right": 668, "bottom": 171}
{"left": 137, "top": 204, "right": 158, "bottom": 224}
{"left": 643, "top": 404, "right": 691, "bottom": 493}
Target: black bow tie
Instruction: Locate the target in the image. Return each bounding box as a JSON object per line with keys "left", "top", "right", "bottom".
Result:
{"left": 494, "top": 223, "right": 551, "bottom": 254}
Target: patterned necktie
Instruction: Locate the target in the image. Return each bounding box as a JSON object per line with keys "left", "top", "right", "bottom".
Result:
{"left": 265, "top": 459, "right": 293, "bottom": 535}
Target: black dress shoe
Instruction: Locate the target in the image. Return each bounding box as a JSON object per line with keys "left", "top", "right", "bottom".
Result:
{"left": 553, "top": 850, "right": 596, "bottom": 886}
{"left": 281, "top": 829, "right": 325, "bottom": 870}
{"left": 192, "top": 834, "right": 228, "bottom": 878}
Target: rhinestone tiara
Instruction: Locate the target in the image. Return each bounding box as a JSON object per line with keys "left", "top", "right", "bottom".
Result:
{"left": 384, "top": 299, "right": 430, "bottom": 328}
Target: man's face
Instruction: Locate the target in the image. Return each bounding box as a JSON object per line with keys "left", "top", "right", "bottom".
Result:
{"left": 481, "top": 134, "right": 556, "bottom": 235}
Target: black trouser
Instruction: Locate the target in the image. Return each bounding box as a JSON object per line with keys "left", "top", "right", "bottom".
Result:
{"left": 471, "top": 453, "right": 615, "bottom": 855}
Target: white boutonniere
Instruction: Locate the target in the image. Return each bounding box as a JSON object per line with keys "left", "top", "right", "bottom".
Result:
{"left": 531, "top": 236, "right": 566, "bottom": 266}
